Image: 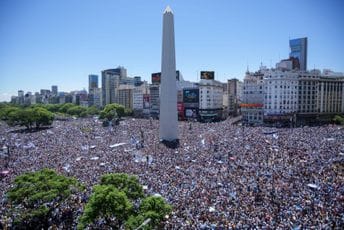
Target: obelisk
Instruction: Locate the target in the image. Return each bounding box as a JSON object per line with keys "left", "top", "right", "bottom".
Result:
{"left": 159, "top": 5, "right": 178, "bottom": 145}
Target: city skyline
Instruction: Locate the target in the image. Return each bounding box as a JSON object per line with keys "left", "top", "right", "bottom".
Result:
{"left": 1, "top": 0, "right": 344, "bottom": 102}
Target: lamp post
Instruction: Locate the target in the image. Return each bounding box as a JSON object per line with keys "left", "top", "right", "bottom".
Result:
{"left": 134, "top": 218, "right": 151, "bottom": 230}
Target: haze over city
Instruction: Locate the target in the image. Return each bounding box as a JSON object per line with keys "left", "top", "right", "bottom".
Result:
{"left": 1, "top": 0, "right": 344, "bottom": 102}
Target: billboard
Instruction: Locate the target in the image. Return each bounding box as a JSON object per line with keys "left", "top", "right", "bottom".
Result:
{"left": 183, "top": 88, "right": 199, "bottom": 103}
{"left": 151, "top": 71, "right": 180, "bottom": 84}
{"left": 143, "top": 94, "right": 150, "bottom": 109}
{"left": 185, "top": 108, "right": 198, "bottom": 118}
{"left": 200, "top": 71, "right": 215, "bottom": 80}
{"left": 151, "top": 73, "right": 161, "bottom": 84}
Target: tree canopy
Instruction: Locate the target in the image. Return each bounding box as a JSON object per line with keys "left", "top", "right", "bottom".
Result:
{"left": 78, "top": 173, "right": 171, "bottom": 230}
{"left": 2, "top": 106, "right": 54, "bottom": 129}
{"left": 333, "top": 115, "right": 344, "bottom": 125}
{"left": 6, "top": 169, "right": 82, "bottom": 229}
{"left": 100, "top": 173, "right": 144, "bottom": 200}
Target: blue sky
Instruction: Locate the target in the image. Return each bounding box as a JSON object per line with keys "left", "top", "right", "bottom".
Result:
{"left": 1, "top": 0, "right": 343, "bottom": 101}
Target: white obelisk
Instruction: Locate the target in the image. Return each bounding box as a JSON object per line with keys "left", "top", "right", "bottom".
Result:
{"left": 159, "top": 6, "right": 178, "bottom": 142}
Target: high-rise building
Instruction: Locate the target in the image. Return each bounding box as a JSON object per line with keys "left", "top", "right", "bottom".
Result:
{"left": 101, "top": 68, "right": 122, "bottom": 106}
{"left": 132, "top": 82, "right": 150, "bottom": 115}
{"left": 88, "top": 75, "right": 99, "bottom": 93}
{"left": 263, "top": 70, "right": 299, "bottom": 123}
{"left": 149, "top": 85, "right": 160, "bottom": 118}
{"left": 18, "top": 90, "right": 24, "bottom": 97}
{"left": 241, "top": 69, "right": 265, "bottom": 125}
{"left": 51, "top": 85, "right": 58, "bottom": 96}
{"left": 117, "top": 85, "right": 134, "bottom": 109}
{"left": 289, "top": 37, "right": 307, "bottom": 71}
{"left": 134, "top": 76, "right": 142, "bottom": 86}
{"left": 227, "top": 79, "right": 242, "bottom": 116}
{"left": 199, "top": 76, "right": 223, "bottom": 122}
{"left": 17, "top": 90, "right": 24, "bottom": 105}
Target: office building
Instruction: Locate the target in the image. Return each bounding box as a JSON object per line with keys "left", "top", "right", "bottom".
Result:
{"left": 88, "top": 75, "right": 99, "bottom": 93}
{"left": 134, "top": 76, "right": 142, "bottom": 86}
{"left": 51, "top": 85, "right": 58, "bottom": 96}
{"left": 263, "top": 70, "right": 299, "bottom": 124}
{"left": 199, "top": 71, "right": 223, "bottom": 121}
{"left": 117, "top": 85, "right": 134, "bottom": 109}
{"left": 132, "top": 82, "right": 150, "bottom": 115}
{"left": 318, "top": 76, "right": 344, "bottom": 114}
{"left": 101, "top": 67, "right": 127, "bottom": 106}
{"left": 227, "top": 79, "right": 242, "bottom": 116}
{"left": 289, "top": 37, "right": 307, "bottom": 71}
{"left": 241, "top": 69, "right": 265, "bottom": 125}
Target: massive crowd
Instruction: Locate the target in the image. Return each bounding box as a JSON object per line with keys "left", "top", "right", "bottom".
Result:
{"left": 0, "top": 117, "right": 343, "bottom": 229}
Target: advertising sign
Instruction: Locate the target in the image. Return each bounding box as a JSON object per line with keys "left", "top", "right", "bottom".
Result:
{"left": 143, "top": 94, "right": 150, "bottom": 109}
{"left": 151, "top": 73, "right": 161, "bottom": 84}
{"left": 185, "top": 108, "right": 198, "bottom": 118}
{"left": 200, "top": 71, "right": 215, "bottom": 80}
{"left": 183, "top": 89, "right": 199, "bottom": 103}
{"left": 152, "top": 71, "right": 180, "bottom": 84}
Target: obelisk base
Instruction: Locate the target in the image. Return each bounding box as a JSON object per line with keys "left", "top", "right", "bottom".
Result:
{"left": 160, "top": 139, "right": 179, "bottom": 149}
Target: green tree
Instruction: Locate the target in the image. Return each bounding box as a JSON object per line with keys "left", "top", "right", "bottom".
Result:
{"left": 100, "top": 103, "right": 125, "bottom": 119}
{"left": 100, "top": 109, "right": 118, "bottom": 121}
{"left": 6, "top": 108, "right": 34, "bottom": 129}
{"left": 32, "top": 107, "right": 54, "bottom": 128}
{"left": 59, "top": 103, "right": 75, "bottom": 113}
{"left": 100, "top": 173, "right": 144, "bottom": 200}
{"left": 124, "top": 108, "right": 133, "bottom": 116}
{"left": 78, "top": 173, "right": 171, "bottom": 229}
{"left": 4, "top": 107, "right": 54, "bottom": 129}
{"left": 66, "top": 105, "right": 87, "bottom": 117}
{"left": 125, "top": 215, "right": 147, "bottom": 230}
{"left": 43, "top": 104, "right": 62, "bottom": 113}
{"left": 0, "top": 104, "right": 15, "bottom": 120}
{"left": 139, "top": 196, "right": 172, "bottom": 226}
{"left": 87, "top": 106, "right": 100, "bottom": 116}
{"left": 333, "top": 115, "right": 344, "bottom": 125}
{"left": 78, "top": 185, "right": 133, "bottom": 229}
{"left": 7, "top": 169, "right": 82, "bottom": 229}
{"left": 3, "top": 107, "right": 20, "bottom": 123}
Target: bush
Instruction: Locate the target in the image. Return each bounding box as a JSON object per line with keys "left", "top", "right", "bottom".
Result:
{"left": 333, "top": 115, "right": 344, "bottom": 125}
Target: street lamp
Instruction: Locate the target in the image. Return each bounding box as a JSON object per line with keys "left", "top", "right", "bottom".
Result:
{"left": 134, "top": 218, "right": 151, "bottom": 230}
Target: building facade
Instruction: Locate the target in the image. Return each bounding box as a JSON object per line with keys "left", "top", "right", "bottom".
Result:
{"left": 51, "top": 85, "right": 58, "bottom": 96}
{"left": 241, "top": 70, "right": 265, "bottom": 125}
{"left": 199, "top": 79, "right": 223, "bottom": 121}
{"left": 227, "top": 78, "right": 242, "bottom": 116}
{"left": 263, "top": 70, "right": 299, "bottom": 124}
{"left": 88, "top": 75, "right": 99, "bottom": 93}
{"left": 101, "top": 67, "right": 127, "bottom": 106}
{"left": 289, "top": 37, "right": 307, "bottom": 71}
{"left": 117, "top": 85, "right": 133, "bottom": 109}
{"left": 149, "top": 85, "right": 160, "bottom": 118}
{"left": 318, "top": 77, "right": 344, "bottom": 114}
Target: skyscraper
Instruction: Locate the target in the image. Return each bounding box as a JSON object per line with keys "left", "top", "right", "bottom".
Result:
{"left": 88, "top": 74, "right": 99, "bottom": 93}
{"left": 159, "top": 6, "right": 178, "bottom": 145}
{"left": 51, "top": 85, "right": 58, "bottom": 96}
{"left": 289, "top": 37, "right": 307, "bottom": 71}
{"left": 101, "top": 67, "right": 126, "bottom": 106}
